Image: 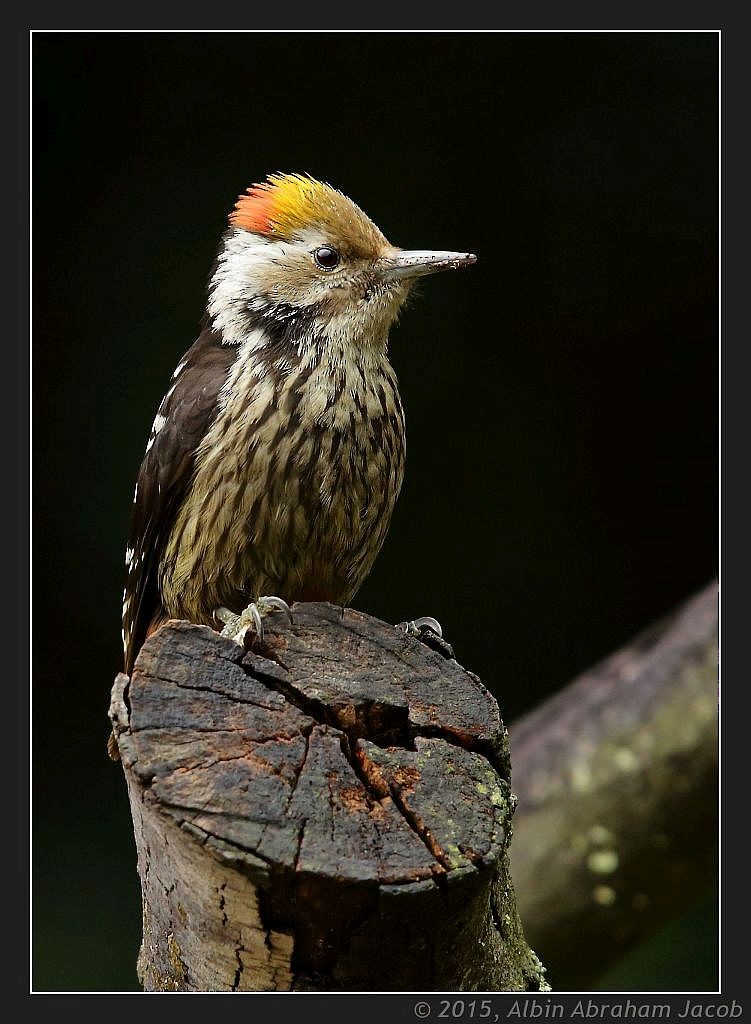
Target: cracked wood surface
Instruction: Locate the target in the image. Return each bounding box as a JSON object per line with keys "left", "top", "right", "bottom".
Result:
{"left": 110, "top": 602, "right": 548, "bottom": 992}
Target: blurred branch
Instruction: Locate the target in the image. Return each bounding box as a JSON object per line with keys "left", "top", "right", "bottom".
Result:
{"left": 509, "top": 583, "right": 718, "bottom": 989}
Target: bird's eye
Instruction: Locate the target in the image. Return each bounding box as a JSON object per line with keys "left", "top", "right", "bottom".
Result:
{"left": 313, "top": 246, "right": 341, "bottom": 271}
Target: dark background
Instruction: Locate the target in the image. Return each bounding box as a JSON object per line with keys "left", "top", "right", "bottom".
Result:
{"left": 33, "top": 32, "right": 718, "bottom": 991}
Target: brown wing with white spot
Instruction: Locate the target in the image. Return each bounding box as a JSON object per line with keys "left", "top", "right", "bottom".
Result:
{"left": 122, "top": 329, "right": 236, "bottom": 673}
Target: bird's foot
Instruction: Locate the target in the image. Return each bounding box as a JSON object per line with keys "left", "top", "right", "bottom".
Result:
{"left": 215, "top": 597, "right": 293, "bottom": 645}
{"left": 396, "top": 615, "right": 455, "bottom": 659}
{"left": 399, "top": 616, "right": 443, "bottom": 639}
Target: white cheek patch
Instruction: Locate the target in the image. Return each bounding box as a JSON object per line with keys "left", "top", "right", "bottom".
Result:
{"left": 208, "top": 232, "right": 281, "bottom": 345}
{"left": 208, "top": 229, "right": 326, "bottom": 345}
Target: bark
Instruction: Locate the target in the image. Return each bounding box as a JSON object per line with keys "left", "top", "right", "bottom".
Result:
{"left": 509, "top": 583, "right": 718, "bottom": 989}
{"left": 109, "top": 602, "right": 548, "bottom": 992}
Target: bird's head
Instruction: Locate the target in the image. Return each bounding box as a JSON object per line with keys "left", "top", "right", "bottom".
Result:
{"left": 207, "top": 173, "right": 476, "bottom": 354}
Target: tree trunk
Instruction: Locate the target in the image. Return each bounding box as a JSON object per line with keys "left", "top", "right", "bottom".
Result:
{"left": 109, "top": 602, "right": 548, "bottom": 992}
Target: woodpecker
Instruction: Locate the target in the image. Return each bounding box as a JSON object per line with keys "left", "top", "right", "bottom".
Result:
{"left": 120, "top": 173, "right": 476, "bottom": 695}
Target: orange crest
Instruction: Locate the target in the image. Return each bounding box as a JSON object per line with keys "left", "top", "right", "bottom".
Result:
{"left": 230, "top": 173, "right": 335, "bottom": 239}
{"left": 228, "top": 173, "right": 389, "bottom": 255}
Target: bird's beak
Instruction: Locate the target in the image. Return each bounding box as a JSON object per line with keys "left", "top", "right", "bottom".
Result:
{"left": 378, "top": 249, "right": 477, "bottom": 281}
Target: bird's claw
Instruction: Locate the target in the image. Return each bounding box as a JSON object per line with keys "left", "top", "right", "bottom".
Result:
{"left": 396, "top": 615, "right": 455, "bottom": 660}
{"left": 401, "top": 616, "right": 443, "bottom": 639}
{"left": 215, "top": 597, "right": 293, "bottom": 644}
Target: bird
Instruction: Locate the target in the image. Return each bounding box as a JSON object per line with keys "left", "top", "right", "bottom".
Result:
{"left": 118, "top": 172, "right": 476, "bottom": 734}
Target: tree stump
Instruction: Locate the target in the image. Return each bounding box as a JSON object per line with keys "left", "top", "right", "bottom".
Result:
{"left": 109, "top": 602, "right": 548, "bottom": 992}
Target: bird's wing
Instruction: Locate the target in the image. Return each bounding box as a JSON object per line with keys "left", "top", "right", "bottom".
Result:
{"left": 122, "top": 329, "right": 236, "bottom": 673}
